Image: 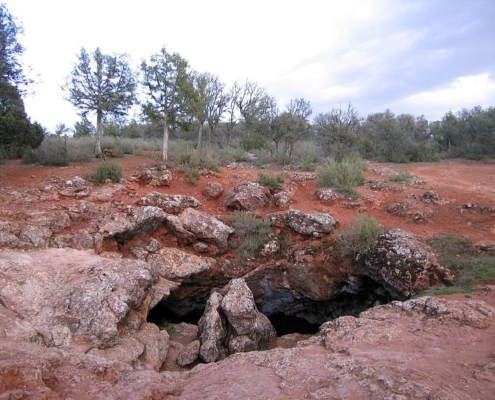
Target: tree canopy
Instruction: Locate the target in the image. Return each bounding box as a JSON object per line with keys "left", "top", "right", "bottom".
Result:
{"left": 63, "top": 47, "right": 137, "bottom": 157}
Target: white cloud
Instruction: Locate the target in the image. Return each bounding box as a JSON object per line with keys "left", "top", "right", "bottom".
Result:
{"left": 392, "top": 73, "right": 495, "bottom": 120}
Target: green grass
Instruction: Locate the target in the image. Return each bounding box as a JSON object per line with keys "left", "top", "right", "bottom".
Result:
{"left": 317, "top": 155, "right": 367, "bottom": 199}
{"left": 333, "top": 215, "right": 383, "bottom": 262}
{"left": 256, "top": 171, "right": 284, "bottom": 192}
{"left": 430, "top": 234, "right": 495, "bottom": 287}
{"left": 390, "top": 172, "right": 413, "bottom": 182}
{"left": 228, "top": 211, "right": 272, "bottom": 260}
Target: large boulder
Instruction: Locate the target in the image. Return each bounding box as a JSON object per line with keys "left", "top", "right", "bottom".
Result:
{"left": 202, "top": 181, "right": 225, "bottom": 200}
{"left": 0, "top": 248, "right": 159, "bottom": 348}
{"left": 99, "top": 206, "right": 166, "bottom": 240}
{"left": 198, "top": 279, "right": 276, "bottom": 362}
{"left": 133, "top": 167, "right": 172, "bottom": 187}
{"left": 198, "top": 291, "right": 228, "bottom": 363}
{"left": 224, "top": 182, "right": 271, "bottom": 211}
{"left": 356, "top": 229, "right": 454, "bottom": 299}
{"left": 147, "top": 247, "right": 217, "bottom": 281}
{"left": 137, "top": 192, "right": 202, "bottom": 214}
{"left": 178, "top": 208, "right": 234, "bottom": 253}
{"left": 284, "top": 209, "right": 338, "bottom": 236}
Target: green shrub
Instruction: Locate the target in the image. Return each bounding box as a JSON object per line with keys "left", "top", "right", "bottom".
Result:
{"left": 317, "top": 155, "right": 366, "bottom": 198}
{"left": 21, "top": 139, "right": 69, "bottom": 166}
{"left": 113, "top": 148, "right": 125, "bottom": 158}
{"left": 241, "top": 134, "right": 265, "bottom": 151}
{"left": 256, "top": 171, "right": 284, "bottom": 192}
{"left": 89, "top": 161, "right": 123, "bottom": 184}
{"left": 430, "top": 234, "right": 495, "bottom": 287}
{"left": 228, "top": 211, "right": 272, "bottom": 259}
{"left": 333, "top": 215, "right": 383, "bottom": 261}
{"left": 178, "top": 165, "right": 201, "bottom": 185}
{"left": 390, "top": 172, "right": 413, "bottom": 182}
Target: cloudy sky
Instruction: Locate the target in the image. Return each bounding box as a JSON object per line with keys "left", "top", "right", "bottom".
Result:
{"left": 5, "top": 0, "right": 495, "bottom": 132}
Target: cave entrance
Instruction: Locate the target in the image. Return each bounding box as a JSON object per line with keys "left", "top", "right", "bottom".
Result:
{"left": 269, "top": 313, "right": 320, "bottom": 336}
{"left": 147, "top": 301, "right": 203, "bottom": 327}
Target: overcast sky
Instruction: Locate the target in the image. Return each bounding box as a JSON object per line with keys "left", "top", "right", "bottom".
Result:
{"left": 5, "top": 0, "right": 495, "bottom": 132}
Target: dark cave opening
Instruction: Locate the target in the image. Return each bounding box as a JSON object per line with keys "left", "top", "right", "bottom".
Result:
{"left": 268, "top": 313, "right": 320, "bottom": 336}
{"left": 147, "top": 277, "right": 394, "bottom": 338}
{"left": 147, "top": 301, "right": 203, "bottom": 327}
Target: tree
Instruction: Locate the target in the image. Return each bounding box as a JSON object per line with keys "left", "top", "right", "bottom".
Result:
{"left": 234, "top": 80, "right": 276, "bottom": 137}
{"left": 54, "top": 123, "right": 70, "bottom": 137}
{"left": 0, "top": 81, "right": 44, "bottom": 153}
{"left": 0, "top": 4, "right": 33, "bottom": 92}
{"left": 63, "top": 47, "right": 137, "bottom": 157}
{"left": 141, "top": 47, "right": 189, "bottom": 161}
{"left": 203, "top": 73, "right": 229, "bottom": 146}
{"left": 73, "top": 116, "right": 95, "bottom": 138}
{"left": 314, "top": 103, "right": 361, "bottom": 160}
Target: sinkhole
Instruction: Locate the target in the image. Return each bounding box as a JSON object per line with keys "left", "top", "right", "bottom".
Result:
{"left": 146, "top": 277, "right": 393, "bottom": 338}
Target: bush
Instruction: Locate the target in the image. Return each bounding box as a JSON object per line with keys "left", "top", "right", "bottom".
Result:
{"left": 89, "top": 161, "right": 123, "bottom": 184}
{"left": 21, "top": 139, "right": 69, "bottom": 166}
{"left": 430, "top": 234, "right": 495, "bottom": 287}
{"left": 228, "top": 211, "right": 272, "bottom": 259}
{"left": 241, "top": 134, "right": 265, "bottom": 151}
{"left": 256, "top": 171, "right": 284, "bottom": 192}
{"left": 317, "top": 155, "right": 366, "bottom": 198}
{"left": 333, "top": 215, "right": 383, "bottom": 261}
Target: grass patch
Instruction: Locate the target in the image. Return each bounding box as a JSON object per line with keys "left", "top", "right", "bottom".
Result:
{"left": 333, "top": 215, "right": 383, "bottom": 262}
{"left": 430, "top": 234, "right": 495, "bottom": 287}
{"left": 228, "top": 211, "right": 272, "bottom": 260}
{"left": 317, "top": 155, "right": 366, "bottom": 199}
{"left": 256, "top": 171, "right": 284, "bottom": 192}
{"left": 390, "top": 172, "right": 413, "bottom": 182}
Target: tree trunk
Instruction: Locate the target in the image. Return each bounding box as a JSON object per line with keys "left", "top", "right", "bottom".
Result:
{"left": 197, "top": 121, "right": 203, "bottom": 149}
{"left": 162, "top": 121, "right": 169, "bottom": 162}
{"left": 95, "top": 110, "right": 103, "bottom": 158}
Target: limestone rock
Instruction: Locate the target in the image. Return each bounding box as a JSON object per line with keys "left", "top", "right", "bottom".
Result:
{"left": 198, "top": 291, "right": 227, "bottom": 363}
{"left": 137, "top": 192, "right": 202, "bottom": 214}
{"left": 176, "top": 340, "right": 200, "bottom": 367}
{"left": 198, "top": 279, "right": 276, "bottom": 362}
{"left": 99, "top": 206, "right": 166, "bottom": 240}
{"left": 147, "top": 247, "right": 216, "bottom": 282}
{"left": 179, "top": 208, "right": 234, "bottom": 253}
{"left": 133, "top": 167, "right": 172, "bottom": 187}
{"left": 315, "top": 187, "right": 345, "bottom": 204}
{"left": 202, "top": 181, "right": 225, "bottom": 200}
{"left": 224, "top": 182, "right": 271, "bottom": 211}
{"left": 0, "top": 248, "right": 157, "bottom": 348}
{"left": 274, "top": 189, "right": 293, "bottom": 209}
{"left": 357, "top": 228, "right": 453, "bottom": 299}
{"left": 284, "top": 208, "right": 338, "bottom": 236}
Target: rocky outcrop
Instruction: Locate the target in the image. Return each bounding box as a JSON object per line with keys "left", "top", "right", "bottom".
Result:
{"left": 283, "top": 208, "right": 338, "bottom": 236}
{"left": 356, "top": 228, "right": 454, "bottom": 299}
{"left": 224, "top": 182, "right": 271, "bottom": 210}
{"left": 0, "top": 246, "right": 493, "bottom": 399}
{"left": 136, "top": 192, "right": 202, "bottom": 214}
{"left": 198, "top": 279, "right": 276, "bottom": 362}
{"left": 0, "top": 248, "right": 161, "bottom": 348}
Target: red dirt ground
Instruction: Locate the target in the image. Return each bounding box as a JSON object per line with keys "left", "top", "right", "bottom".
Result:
{"left": 1, "top": 155, "right": 494, "bottom": 305}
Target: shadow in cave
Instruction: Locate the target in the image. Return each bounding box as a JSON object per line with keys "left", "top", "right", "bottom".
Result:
{"left": 147, "top": 301, "right": 203, "bottom": 327}
{"left": 147, "top": 277, "right": 394, "bottom": 338}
